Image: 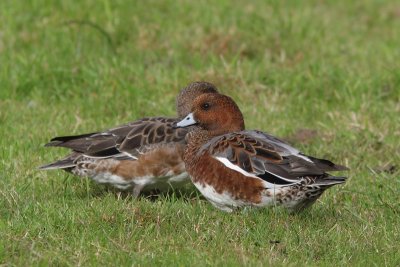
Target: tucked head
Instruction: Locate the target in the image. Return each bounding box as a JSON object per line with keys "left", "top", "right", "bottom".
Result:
{"left": 176, "top": 93, "right": 245, "bottom": 136}
{"left": 176, "top": 82, "right": 219, "bottom": 118}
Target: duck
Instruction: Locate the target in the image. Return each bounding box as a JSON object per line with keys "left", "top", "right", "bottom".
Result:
{"left": 39, "top": 82, "right": 219, "bottom": 197}
{"left": 175, "top": 93, "right": 348, "bottom": 212}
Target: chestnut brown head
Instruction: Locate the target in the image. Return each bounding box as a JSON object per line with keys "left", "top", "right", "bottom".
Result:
{"left": 176, "top": 93, "right": 245, "bottom": 136}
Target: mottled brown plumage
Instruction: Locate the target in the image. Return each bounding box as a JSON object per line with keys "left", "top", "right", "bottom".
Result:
{"left": 177, "top": 93, "right": 348, "bottom": 212}
{"left": 40, "top": 82, "right": 218, "bottom": 196}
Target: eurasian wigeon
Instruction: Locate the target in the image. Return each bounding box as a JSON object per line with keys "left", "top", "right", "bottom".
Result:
{"left": 40, "top": 82, "right": 218, "bottom": 197}
{"left": 176, "top": 93, "right": 348, "bottom": 212}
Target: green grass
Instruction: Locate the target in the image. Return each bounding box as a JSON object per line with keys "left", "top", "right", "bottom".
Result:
{"left": 1, "top": 0, "right": 400, "bottom": 266}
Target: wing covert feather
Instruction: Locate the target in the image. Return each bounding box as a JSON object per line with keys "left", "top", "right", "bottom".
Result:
{"left": 205, "top": 131, "right": 346, "bottom": 182}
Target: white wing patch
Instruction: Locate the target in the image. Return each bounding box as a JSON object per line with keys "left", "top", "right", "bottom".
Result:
{"left": 122, "top": 151, "right": 138, "bottom": 160}
{"left": 214, "top": 157, "right": 293, "bottom": 189}
{"left": 215, "top": 157, "right": 255, "bottom": 177}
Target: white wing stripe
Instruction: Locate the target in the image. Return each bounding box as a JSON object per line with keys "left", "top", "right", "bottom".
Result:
{"left": 215, "top": 157, "right": 255, "bottom": 177}
{"left": 215, "top": 157, "right": 293, "bottom": 189}
{"left": 122, "top": 151, "right": 138, "bottom": 160}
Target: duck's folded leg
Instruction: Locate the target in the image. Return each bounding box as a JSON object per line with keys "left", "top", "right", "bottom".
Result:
{"left": 132, "top": 184, "right": 145, "bottom": 198}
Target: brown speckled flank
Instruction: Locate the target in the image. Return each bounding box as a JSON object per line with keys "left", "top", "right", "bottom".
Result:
{"left": 177, "top": 93, "right": 348, "bottom": 212}
{"left": 40, "top": 82, "right": 218, "bottom": 196}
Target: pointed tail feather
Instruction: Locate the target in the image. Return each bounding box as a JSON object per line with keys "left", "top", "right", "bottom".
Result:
{"left": 38, "top": 153, "right": 80, "bottom": 170}
{"left": 313, "top": 175, "right": 347, "bottom": 187}
{"left": 38, "top": 159, "right": 75, "bottom": 170}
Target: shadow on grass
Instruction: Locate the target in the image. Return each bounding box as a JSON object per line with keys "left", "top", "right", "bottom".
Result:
{"left": 60, "top": 173, "right": 346, "bottom": 220}
{"left": 66, "top": 176, "right": 204, "bottom": 203}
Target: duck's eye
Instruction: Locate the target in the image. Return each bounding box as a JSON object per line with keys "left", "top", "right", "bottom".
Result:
{"left": 201, "top": 102, "right": 210, "bottom": 110}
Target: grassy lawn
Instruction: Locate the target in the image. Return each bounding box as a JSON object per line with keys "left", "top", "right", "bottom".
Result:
{"left": 1, "top": 0, "right": 399, "bottom": 265}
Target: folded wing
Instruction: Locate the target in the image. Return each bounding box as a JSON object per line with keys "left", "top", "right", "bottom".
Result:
{"left": 205, "top": 130, "right": 348, "bottom": 185}
{"left": 43, "top": 117, "right": 188, "bottom": 161}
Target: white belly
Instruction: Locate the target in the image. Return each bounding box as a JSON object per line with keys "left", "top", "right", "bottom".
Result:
{"left": 90, "top": 171, "right": 190, "bottom": 192}
{"left": 193, "top": 182, "right": 248, "bottom": 212}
